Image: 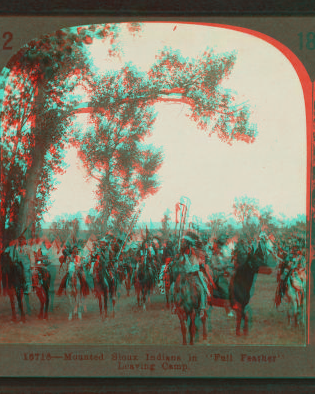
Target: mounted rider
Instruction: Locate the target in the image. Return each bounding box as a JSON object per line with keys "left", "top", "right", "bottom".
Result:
{"left": 162, "top": 239, "right": 176, "bottom": 266}
{"left": 209, "top": 233, "right": 232, "bottom": 288}
{"left": 136, "top": 241, "right": 154, "bottom": 279}
{"left": 57, "top": 245, "right": 89, "bottom": 296}
{"left": 277, "top": 237, "right": 306, "bottom": 286}
{"left": 92, "top": 238, "right": 118, "bottom": 290}
{"left": 161, "top": 239, "right": 176, "bottom": 290}
{"left": 177, "top": 234, "right": 215, "bottom": 316}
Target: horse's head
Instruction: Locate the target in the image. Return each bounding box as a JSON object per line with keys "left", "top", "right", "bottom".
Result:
{"left": 249, "top": 239, "right": 272, "bottom": 275}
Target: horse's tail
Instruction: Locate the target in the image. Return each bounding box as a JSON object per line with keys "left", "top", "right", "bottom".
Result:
{"left": 57, "top": 272, "right": 68, "bottom": 296}
{"left": 78, "top": 270, "right": 90, "bottom": 297}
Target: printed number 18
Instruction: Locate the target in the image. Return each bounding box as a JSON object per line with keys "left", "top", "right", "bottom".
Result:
{"left": 298, "top": 32, "right": 315, "bottom": 50}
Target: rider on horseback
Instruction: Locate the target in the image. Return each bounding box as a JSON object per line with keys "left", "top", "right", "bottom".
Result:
{"left": 179, "top": 235, "right": 214, "bottom": 317}
{"left": 135, "top": 242, "right": 154, "bottom": 280}
{"left": 210, "top": 233, "right": 232, "bottom": 294}
{"left": 57, "top": 245, "right": 89, "bottom": 296}
{"left": 163, "top": 240, "right": 176, "bottom": 266}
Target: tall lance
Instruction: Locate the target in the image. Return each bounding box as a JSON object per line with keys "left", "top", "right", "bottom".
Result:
{"left": 174, "top": 202, "right": 180, "bottom": 237}
{"left": 177, "top": 196, "right": 191, "bottom": 252}
{"left": 116, "top": 203, "right": 145, "bottom": 261}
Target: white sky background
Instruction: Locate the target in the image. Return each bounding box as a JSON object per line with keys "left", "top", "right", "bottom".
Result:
{"left": 43, "top": 23, "right": 306, "bottom": 226}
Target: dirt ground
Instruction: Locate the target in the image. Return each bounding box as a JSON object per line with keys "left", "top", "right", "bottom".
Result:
{"left": 0, "top": 268, "right": 305, "bottom": 345}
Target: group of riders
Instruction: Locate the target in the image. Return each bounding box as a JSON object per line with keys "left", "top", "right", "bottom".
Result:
{"left": 0, "top": 225, "right": 307, "bottom": 324}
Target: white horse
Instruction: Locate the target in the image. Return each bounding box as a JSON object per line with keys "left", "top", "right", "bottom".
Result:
{"left": 276, "top": 262, "right": 306, "bottom": 327}
{"left": 66, "top": 261, "right": 83, "bottom": 321}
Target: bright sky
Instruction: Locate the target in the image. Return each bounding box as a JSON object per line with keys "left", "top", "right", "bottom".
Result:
{"left": 43, "top": 23, "right": 306, "bottom": 226}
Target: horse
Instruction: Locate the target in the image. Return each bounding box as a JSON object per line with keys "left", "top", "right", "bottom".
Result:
{"left": 275, "top": 262, "right": 306, "bottom": 327}
{"left": 79, "top": 255, "right": 95, "bottom": 313}
{"left": 1, "top": 251, "right": 51, "bottom": 322}
{"left": 35, "top": 255, "right": 56, "bottom": 313}
{"left": 31, "top": 264, "right": 51, "bottom": 319}
{"left": 169, "top": 255, "right": 211, "bottom": 345}
{"left": 208, "top": 236, "right": 272, "bottom": 336}
{"left": 158, "top": 259, "right": 175, "bottom": 309}
{"left": 92, "top": 258, "right": 117, "bottom": 319}
{"left": 65, "top": 262, "right": 83, "bottom": 321}
{"left": 1, "top": 251, "right": 26, "bottom": 322}
{"left": 116, "top": 258, "right": 133, "bottom": 297}
{"left": 134, "top": 248, "right": 155, "bottom": 310}
{"left": 158, "top": 241, "right": 177, "bottom": 306}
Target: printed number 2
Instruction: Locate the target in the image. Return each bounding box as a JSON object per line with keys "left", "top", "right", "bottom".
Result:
{"left": 3, "top": 32, "right": 13, "bottom": 50}
{"left": 298, "top": 32, "right": 315, "bottom": 50}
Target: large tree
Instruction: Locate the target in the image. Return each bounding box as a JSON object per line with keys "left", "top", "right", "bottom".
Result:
{"left": 0, "top": 24, "right": 140, "bottom": 249}
{"left": 1, "top": 24, "right": 257, "bottom": 249}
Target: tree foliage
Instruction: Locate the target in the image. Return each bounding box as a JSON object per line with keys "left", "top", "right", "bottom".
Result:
{"left": 1, "top": 23, "right": 258, "bottom": 248}
{"left": 74, "top": 66, "right": 163, "bottom": 232}
{"left": 148, "top": 47, "right": 257, "bottom": 143}
{"left": 233, "top": 196, "right": 260, "bottom": 226}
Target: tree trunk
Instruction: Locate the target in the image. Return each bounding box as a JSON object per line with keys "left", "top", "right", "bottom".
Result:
{"left": 15, "top": 143, "right": 47, "bottom": 239}
{"left": 15, "top": 84, "right": 49, "bottom": 239}
{"left": 100, "top": 171, "right": 112, "bottom": 234}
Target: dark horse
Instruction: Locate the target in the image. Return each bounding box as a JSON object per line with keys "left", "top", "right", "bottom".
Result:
{"left": 1, "top": 251, "right": 51, "bottom": 321}
{"left": 134, "top": 247, "right": 155, "bottom": 310}
{"left": 116, "top": 258, "right": 133, "bottom": 297}
{"left": 93, "top": 257, "right": 117, "bottom": 319}
{"left": 1, "top": 251, "right": 26, "bottom": 322}
{"left": 31, "top": 264, "right": 51, "bottom": 319}
{"left": 209, "top": 238, "right": 272, "bottom": 336}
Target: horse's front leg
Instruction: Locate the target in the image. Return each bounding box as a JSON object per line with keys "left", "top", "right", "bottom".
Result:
{"left": 189, "top": 310, "right": 197, "bottom": 345}
{"left": 110, "top": 284, "right": 116, "bottom": 318}
{"left": 234, "top": 305, "right": 242, "bottom": 336}
{"left": 125, "top": 274, "right": 131, "bottom": 297}
{"left": 135, "top": 282, "right": 141, "bottom": 307}
{"left": 44, "top": 288, "right": 49, "bottom": 320}
{"left": 104, "top": 289, "right": 108, "bottom": 319}
{"left": 41, "top": 276, "right": 50, "bottom": 320}
{"left": 49, "top": 288, "right": 55, "bottom": 313}
{"left": 165, "top": 285, "right": 170, "bottom": 309}
{"left": 68, "top": 292, "right": 74, "bottom": 321}
{"left": 168, "top": 283, "right": 176, "bottom": 314}
{"left": 17, "top": 289, "right": 25, "bottom": 322}
{"left": 142, "top": 286, "right": 147, "bottom": 311}
{"left": 35, "top": 287, "right": 44, "bottom": 319}
{"left": 24, "top": 293, "right": 31, "bottom": 316}
{"left": 77, "top": 294, "right": 82, "bottom": 320}
{"left": 8, "top": 288, "right": 17, "bottom": 322}
{"left": 177, "top": 309, "right": 187, "bottom": 345}
{"left": 207, "top": 305, "right": 213, "bottom": 332}
{"left": 201, "top": 310, "right": 208, "bottom": 340}
{"left": 243, "top": 309, "right": 248, "bottom": 335}
{"left": 97, "top": 292, "right": 103, "bottom": 318}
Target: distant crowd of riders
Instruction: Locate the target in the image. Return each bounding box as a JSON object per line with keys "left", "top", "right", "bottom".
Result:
{"left": 0, "top": 225, "right": 307, "bottom": 327}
